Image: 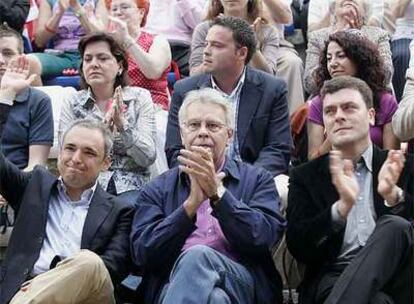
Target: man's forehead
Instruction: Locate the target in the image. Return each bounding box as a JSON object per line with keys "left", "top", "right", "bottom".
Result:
{"left": 323, "top": 88, "right": 365, "bottom": 106}
{"left": 0, "top": 36, "right": 20, "bottom": 52}
{"left": 63, "top": 127, "right": 105, "bottom": 149}
{"left": 207, "top": 25, "right": 234, "bottom": 41}
{"left": 186, "top": 102, "right": 226, "bottom": 120}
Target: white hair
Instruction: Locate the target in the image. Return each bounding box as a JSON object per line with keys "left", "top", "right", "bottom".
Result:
{"left": 178, "top": 88, "right": 235, "bottom": 130}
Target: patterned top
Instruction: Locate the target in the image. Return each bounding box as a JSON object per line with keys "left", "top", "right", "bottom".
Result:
{"left": 128, "top": 31, "right": 170, "bottom": 110}
{"left": 59, "top": 86, "right": 156, "bottom": 194}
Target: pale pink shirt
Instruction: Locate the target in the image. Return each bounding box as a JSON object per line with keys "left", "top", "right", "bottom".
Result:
{"left": 182, "top": 159, "right": 239, "bottom": 261}
{"left": 145, "top": 0, "right": 206, "bottom": 44}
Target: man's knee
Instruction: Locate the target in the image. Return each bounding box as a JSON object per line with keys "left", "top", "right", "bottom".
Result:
{"left": 70, "top": 250, "right": 108, "bottom": 277}
{"left": 208, "top": 287, "right": 231, "bottom": 304}
{"left": 377, "top": 215, "right": 413, "bottom": 239}
{"left": 180, "top": 245, "right": 216, "bottom": 263}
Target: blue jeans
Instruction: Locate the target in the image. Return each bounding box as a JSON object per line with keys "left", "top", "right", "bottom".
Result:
{"left": 158, "top": 245, "right": 255, "bottom": 304}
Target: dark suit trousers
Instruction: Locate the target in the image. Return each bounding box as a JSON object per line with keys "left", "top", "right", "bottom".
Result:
{"left": 315, "top": 215, "right": 413, "bottom": 304}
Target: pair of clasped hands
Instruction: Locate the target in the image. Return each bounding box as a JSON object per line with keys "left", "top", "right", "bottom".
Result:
{"left": 178, "top": 147, "right": 225, "bottom": 217}
{"left": 330, "top": 149, "right": 406, "bottom": 218}
{"left": 333, "top": 0, "right": 364, "bottom": 31}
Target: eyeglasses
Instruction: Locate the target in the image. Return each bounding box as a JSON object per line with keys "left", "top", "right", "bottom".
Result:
{"left": 183, "top": 120, "right": 226, "bottom": 133}
{"left": 110, "top": 4, "right": 136, "bottom": 13}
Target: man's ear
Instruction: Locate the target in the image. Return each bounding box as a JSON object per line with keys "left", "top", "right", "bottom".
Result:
{"left": 237, "top": 46, "right": 248, "bottom": 63}
{"left": 102, "top": 156, "right": 112, "bottom": 171}
{"left": 226, "top": 128, "right": 234, "bottom": 146}
{"left": 368, "top": 107, "right": 375, "bottom": 126}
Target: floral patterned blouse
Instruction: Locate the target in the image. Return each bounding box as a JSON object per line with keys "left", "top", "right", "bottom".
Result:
{"left": 58, "top": 86, "right": 156, "bottom": 194}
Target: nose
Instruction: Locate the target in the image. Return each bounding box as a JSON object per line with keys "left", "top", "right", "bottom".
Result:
{"left": 71, "top": 149, "right": 82, "bottom": 163}
{"left": 334, "top": 108, "right": 346, "bottom": 121}
{"left": 112, "top": 9, "right": 122, "bottom": 17}
{"left": 204, "top": 43, "right": 211, "bottom": 56}
{"left": 329, "top": 57, "right": 338, "bottom": 69}
{"left": 196, "top": 123, "right": 210, "bottom": 138}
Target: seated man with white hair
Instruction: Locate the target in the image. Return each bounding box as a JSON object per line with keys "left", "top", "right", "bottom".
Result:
{"left": 131, "top": 88, "right": 286, "bottom": 304}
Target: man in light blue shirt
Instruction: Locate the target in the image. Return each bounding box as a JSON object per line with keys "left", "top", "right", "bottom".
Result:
{"left": 0, "top": 119, "right": 134, "bottom": 304}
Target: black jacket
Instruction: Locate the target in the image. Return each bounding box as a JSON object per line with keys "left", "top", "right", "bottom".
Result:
{"left": 286, "top": 146, "right": 414, "bottom": 303}
{"left": 0, "top": 153, "right": 134, "bottom": 304}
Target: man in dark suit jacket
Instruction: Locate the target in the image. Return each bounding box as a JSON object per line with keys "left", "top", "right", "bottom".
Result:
{"left": 165, "top": 15, "right": 292, "bottom": 178}
{"left": 287, "top": 76, "right": 414, "bottom": 304}
{"left": 0, "top": 119, "right": 134, "bottom": 304}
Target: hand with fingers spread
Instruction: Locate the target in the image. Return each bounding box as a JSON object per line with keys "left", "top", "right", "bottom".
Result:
{"left": 179, "top": 146, "right": 226, "bottom": 217}
{"left": 330, "top": 150, "right": 359, "bottom": 218}
{"left": 108, "top": 16, "right": 131, "bottom": 45}
{"left": 378, "top": 150, "right": 406, "bottom": 206}
{"left": 0, "top": 55, "right": 37, "bottom": 99}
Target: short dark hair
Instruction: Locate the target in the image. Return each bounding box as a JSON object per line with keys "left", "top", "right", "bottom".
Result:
{"left": 61, "top": 119, "right": 114, "bottom": 158}
{"left": 78, "top": 32, "right": 129, "bottom": 89}
{"left": 211, "top": 16, "right": 256, "bottom": 64}
{"left": 0, "top": 24, "right": 23, "bottom": 54}
{"left": 321, "top": 76, "right": 373, "bottom": 109}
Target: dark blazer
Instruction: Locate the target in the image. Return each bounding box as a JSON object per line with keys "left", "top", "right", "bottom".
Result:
{"left": 0, "top": 153, "right": 134, "bottom": 304}
{"left": 286, "top": 146, "right": 414, "bottom": 304}
{"left": 165, "top": 67, "right": 292, "bottom": 177}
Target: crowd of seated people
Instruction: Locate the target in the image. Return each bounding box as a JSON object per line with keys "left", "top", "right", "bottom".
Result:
{"left": 0, "top": 0, "right": 413, "bottom": 303}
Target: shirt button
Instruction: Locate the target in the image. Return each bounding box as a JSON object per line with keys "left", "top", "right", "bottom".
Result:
{"left": 37, "top": 237, "right": 43, "bottom": 244}
{"left": 358, "top": 196, "right": 363, "bottom": 201}
{"left": 208, "top": 228, "right": 213, "bottom": 234}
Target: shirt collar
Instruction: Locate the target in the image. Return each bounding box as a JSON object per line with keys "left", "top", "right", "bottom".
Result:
{"left": 210, "top": 68, "right": 246, "bottom": 99}
{"left": 57, "top": 177, "right": 98, "bottom": 206}
{"left": 357, "top": 144, "right": 373, "bottom": 173}
{"left": 14, "top": 87, "right": 30, "bottom": 103}
{"left": 81, "top": 86, "right": 134, "bottom": 108}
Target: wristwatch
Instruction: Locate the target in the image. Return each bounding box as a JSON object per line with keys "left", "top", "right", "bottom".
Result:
{"left": 209, "top": 184, "right": 226, "bottom": 203}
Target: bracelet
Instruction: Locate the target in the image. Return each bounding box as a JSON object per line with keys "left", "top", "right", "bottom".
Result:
{"left": 45, "top": 24, "right": 56, "bottom": 34}
{"left": 73, "top": 8, "right": 85, "bottom": 18}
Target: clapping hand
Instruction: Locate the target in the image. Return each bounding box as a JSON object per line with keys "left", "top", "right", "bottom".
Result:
{"left": 378, "top": 150, "right": 405, "bottom": 206}
{"left": 335, "top": 1, "right": 363, "bottom": 31}
{"left": 252, "top": 17, "right": 264, "bottom": 50}
{"left": 330, "top": 150, "right": 359, "bottom": 218}
{"left": 104, "top": 86, "right": 125, "bottom": 133}
{"left": 179, "top": 146, "right": 226, "bottom": 216}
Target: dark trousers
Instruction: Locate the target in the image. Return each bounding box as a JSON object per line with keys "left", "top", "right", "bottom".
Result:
{"left": 315, "top": 215, "right": 413, "bottom": 304}
{"left": 392, "top": 38, "right": 412, "bottom": 103}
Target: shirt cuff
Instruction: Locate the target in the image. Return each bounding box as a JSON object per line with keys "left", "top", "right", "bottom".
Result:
{"left": 331, "top": 201, "right": 346, "bottom": 231}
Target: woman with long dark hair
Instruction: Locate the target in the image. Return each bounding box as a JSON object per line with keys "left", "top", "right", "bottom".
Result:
{"left": 307, "top": 30, "right": 399, "bottom": 160}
